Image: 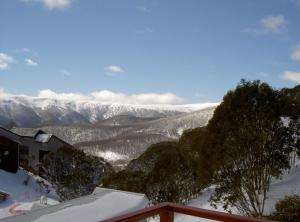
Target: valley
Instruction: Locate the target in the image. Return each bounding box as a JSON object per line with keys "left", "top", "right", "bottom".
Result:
{"left": 6, "top": 100, "right": 216, "bottom": 167}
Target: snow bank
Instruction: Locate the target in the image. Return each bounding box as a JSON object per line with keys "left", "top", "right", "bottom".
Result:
{"left": 1, "top": 188, "right": 148, "bottom": 222}
{"left": 0, "top": 169, "right": 58, "bottom": 219}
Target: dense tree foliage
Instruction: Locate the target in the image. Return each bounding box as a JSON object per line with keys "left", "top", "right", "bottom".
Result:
{"left": 179, "top": 127, "right": 217, "bottom": 189}
{"left": 281, "top": 85, "right": 300, "bottom": 163}
{"left": 41, "top": 146, "right": 113, "bottom": 200}
{"left": 208, "top": 80, "right": 295, "bottom": 217}
{"left": 103, "top": 142, "right": 199, "bottom": 203}
{"left": 269, "top": 195, "right": 300, "bottom": 222}
{"left": 103, "top": 81, "right": 300, "bottom": 216}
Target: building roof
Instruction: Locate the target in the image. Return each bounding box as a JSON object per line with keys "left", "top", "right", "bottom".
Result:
{"left": 0, "top": 188, "right": 149, "bottom": 222}
{"left": 10, "top": 128, "right": 45, "bottom": 138}
{"left": 9, "top": 128, "right": 69, "bottom": 145}
{"left": 0, "top": 127, "right": 22, "bottom": 144}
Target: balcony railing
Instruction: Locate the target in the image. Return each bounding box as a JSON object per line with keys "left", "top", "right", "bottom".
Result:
{"left": 103, "top": 202, "right": 274, "bottom": 222}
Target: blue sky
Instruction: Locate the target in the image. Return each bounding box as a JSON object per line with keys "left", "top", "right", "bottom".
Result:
{"left": 0, "top": 0, "right": 300, "bottom": 104}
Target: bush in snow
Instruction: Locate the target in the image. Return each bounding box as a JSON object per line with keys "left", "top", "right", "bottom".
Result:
{"left": 269, "top": 195, "right": 300, "bottom": 222}
{"left": 40, "top": 146, "right": 113, "bottom": 200}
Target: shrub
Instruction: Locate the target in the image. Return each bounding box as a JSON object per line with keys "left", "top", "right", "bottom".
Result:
{"left": 269, "top": 195, "right": 300, "bottom": 222}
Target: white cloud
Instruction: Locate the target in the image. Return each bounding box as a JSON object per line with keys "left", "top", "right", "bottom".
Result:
{"left": 106, "top": 65, "right": 125, "bottom": 73}
{"left": 25, "top": 58, "right": 38, "bottom": 66}
{"left": 0, "top": 53, "right": 15, "bottom": 70}
{"left": 37, "top": 89, "right": 89, "bottom": 101}
{"left": 260, "top": 15, "right": 287, "bottom": 33}
{"left": 43, "top": 0, "right": 70, "bottom": 9}
{"left": 0, "top": 89, "right": 29, "bottom": 101}
{"left": 91, "top": 90, "right": 185, "bottom": 105}
{"left": 0, "top": 88, "right": 6, "bottom": 100}
{"left": 60, "top": 69, "right": 71, "bottom": 76}
{"left": 291, "top": 44, "right": 300, "bottom": 61}
{"left": 0, "top": 88, "right": 185, "bottom": 105}
{"left": 245, "top": 15, "right": 287, "bottom": 34}
{"left": 21, "top": 0, "right": 71, "bottom": 10}
{"left": 282, "top": 71, "right": 300, "bottom": 84}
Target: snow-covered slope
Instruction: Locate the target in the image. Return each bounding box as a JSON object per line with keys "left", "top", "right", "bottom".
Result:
{"left": 0, "top": 95, "right": 218, "bottom": 127}
{"left": 166, "top": 164, "right": 300, "bottom": 222}
{"left": 0, "top": 169, "right": 58, "bottom": 220}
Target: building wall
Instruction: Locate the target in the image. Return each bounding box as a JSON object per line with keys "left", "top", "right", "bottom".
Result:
{"left": 21, "top": 136, "right": 70, "bottom": 171}
{"left": 0, "top": 128, "right": 71, "bottom": 172}
{"left": 46, "top": 138, "right": 69, "bottom": 151}
{"left": 0, "top": 136, "right": 19, "bottom": 173}
{"left": 21, "top": 137, "right": 44, "bottom": 171}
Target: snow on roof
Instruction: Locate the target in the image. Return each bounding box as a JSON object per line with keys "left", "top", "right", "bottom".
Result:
{"left": 0, "top": 188, "right": 149, "bottom": 222}
{"left": 35, "top": 133, "right": 52, "bottom": 143}
{"left": 10, "top": 128, "right": 42, "bottom": 137}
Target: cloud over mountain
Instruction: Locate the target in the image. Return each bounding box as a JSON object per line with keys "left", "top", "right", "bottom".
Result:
{"left": 1, "top": 89, "right": 186, "bottom": 105}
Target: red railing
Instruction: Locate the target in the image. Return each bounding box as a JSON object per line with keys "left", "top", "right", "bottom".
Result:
{"left": 103, "top": 202, "right": 274, "bottom": 222}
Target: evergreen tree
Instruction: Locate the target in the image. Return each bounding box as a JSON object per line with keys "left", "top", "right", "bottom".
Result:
{"left": 209, "top": 80, "right": 293, "bottom": 217}
{"left": 103, "top": 142, "right": 199, "bottom": 204}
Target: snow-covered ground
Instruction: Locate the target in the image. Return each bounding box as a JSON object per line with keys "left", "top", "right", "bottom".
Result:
{"left": 264, "top": 165, "right": 300, "bottom": 214}
{"left": 150, "top": 163, "right": 300, "bottom": 222}
{"left": 0, "top": 169, "right": 59, "bottom": 219}
{"left": 1, "top": 188, "right": 149, "bottom": 222}
{"left": 96, "top": 151, "right": 129, "bottom": 162}
{"left": 1, "top": 162, "right": 299, "bottom": 221}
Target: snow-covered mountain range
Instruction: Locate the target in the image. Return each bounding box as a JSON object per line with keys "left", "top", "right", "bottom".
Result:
{"left": 13, "top": 107, "right": 216, "bottom": 167}
{"left": 0, "top": 95, "right": 218, "bottom": 127}
{"left": 1, "top": 95, "right": 218, "bottom": 167}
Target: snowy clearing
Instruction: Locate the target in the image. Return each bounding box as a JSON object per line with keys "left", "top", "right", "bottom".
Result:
{"left": 96, "top": 151, "right": 129, "bottom": 162}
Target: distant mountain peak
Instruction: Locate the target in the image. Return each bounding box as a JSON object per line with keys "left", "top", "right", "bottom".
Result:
{"left": 0, "top": 96, "right": 219, "bottom": 127}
